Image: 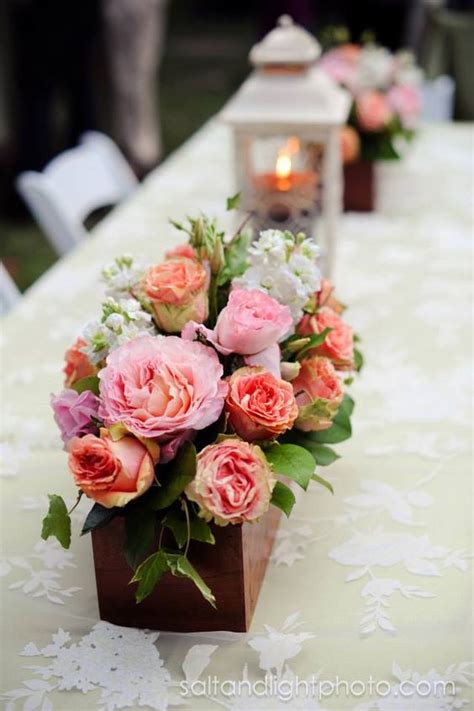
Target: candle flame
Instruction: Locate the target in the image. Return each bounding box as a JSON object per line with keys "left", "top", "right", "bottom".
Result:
{"left": 275, "top": 153, "right": 292, "bottom": 179}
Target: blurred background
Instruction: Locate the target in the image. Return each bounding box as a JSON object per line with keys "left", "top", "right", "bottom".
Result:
{"left": 1, "top": 0, "right": 473, "bottom": 292}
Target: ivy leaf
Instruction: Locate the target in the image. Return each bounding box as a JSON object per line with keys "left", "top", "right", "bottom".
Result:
{"left": 354, "top": 348, "right": 364, "bottom": 372}
{"left": 81, "top": 503, "right": 118, "bottom": 535}
{"left": 41, "top": 495, "right": 71, "bottom": 549}
{"left": 71, "top": 375, "right": 100, "bottom": 396}
{"left": 271, "top": 481, "right": 296, "bottom": 517}
{"left": 163, "top": 507, "right": 215, "bottom": 548}
{"left": 307, "top": 407, "right": 352, "bottom": 444}
{"left": 312, "top": 473, "right": 334, "bottom": 494}
{"left": 166, "top": 553, "right": 216, "bottom": 608}
{"left": 150, "top": 442, "right": 196, "bottom": 510}
{"left": 265, "top": 443, "right": 315, "bottom": 490}
{"left": 131, "top": 550, "right": 169, "bottom": 604}
{"left": 124, "top": 504, "right": 156, "bottom": 569}
{"left": 226, "top": 192, "right": 241, "bottom": 211}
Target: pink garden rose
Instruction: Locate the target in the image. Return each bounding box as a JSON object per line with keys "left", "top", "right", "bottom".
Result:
{"left": 297, "top": 306, "right": 354, "bottom": 370}
{"left": 225, "top": 367, "right": 298, "bottom": 441}
{"left": 68, "top": 429, "right": 156, "bottom": 508}
{"left": 98, "top": 335, "right": 227, "bottom": 440}
{"left": 63, "top": 338, "right": 96, "bottom": 387}
{"left": 185, "top": 439, "right": 276, "bottom": 525}
{"left": 387, "top": 84, "right": 421, "bottom": 129}
{"left": 356, "top": 91, "right": 393, "bottom": 132}
{"left": 51, "top": 389, "right": 100, "bottom": 445}
{"left": 319, "top": 44, "right": 361, "bottom": 87}
{"left": 292, "top": 356, "right": 343, "bottom": 431}
{"left": 142, "top": 258, "right": 208, "bottom": 332}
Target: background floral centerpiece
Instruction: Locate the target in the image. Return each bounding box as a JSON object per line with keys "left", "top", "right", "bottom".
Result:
{"left": 42, "top": 197, "right": 362, "bottom": 619}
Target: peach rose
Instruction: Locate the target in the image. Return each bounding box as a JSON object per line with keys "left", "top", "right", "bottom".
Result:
{"left": 340, "top": 125, "right": 361, "bottom": 164}
{"left": 142, "top": 258, "right": 208, "bottom": 332}
{"left": 297, "top": 306, "right": 354, "bottom": 370}
{"left": 68, "top": 429, "right": 157, "bottom": 508}
{"left": 63, "top": 338, "right": 96, "bottom": 387}
{"left": 185, "top": 439, "right": 276, "bottom": 525}
{"left": 316, "top": 279, "right": 345, "bottom": 314}
{"left": 292, "top": 356, "right": 343, "bottom": 431}
{"left": 225, "top": 367, "right": 298, "bottom": 441}
{"left": 356, "top": 91, "right": 393, "bottom": 132}
{"left": 165, "top": 244, "right": 197, "bottom": 261}
{"left": 98, "top": 335, "right": 227, "bottom": 440}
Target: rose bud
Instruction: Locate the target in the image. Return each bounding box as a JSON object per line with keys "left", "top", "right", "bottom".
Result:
{"left": 165, "top": 244, "right": 197, "bottom": 261}
{"left": 225, "top": 367, "right": 298, "bottom": 441}
{"left": 316, "top": 279, "right": 345, "bottom": 314}
{"left": 63, "top": 337, "right": 96, "bottom": 387}
{"left": 142, "top": 258, "right": 208, "bottom": 333}
{"left": 292, "top": 356, "right": 343, "bottom": 431}
{"left": 296, "top": 306, "right": 354, "bottom": 371}
{"left": 185, "top": 439, "right": 276, "bottom": 525}
{"left": 68, "top": 429, "right": 158, "bottom": 508}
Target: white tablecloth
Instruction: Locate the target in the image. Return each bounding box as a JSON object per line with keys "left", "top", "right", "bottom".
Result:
{"left": 1, "top": 121, "right": 473, "bottom": 710}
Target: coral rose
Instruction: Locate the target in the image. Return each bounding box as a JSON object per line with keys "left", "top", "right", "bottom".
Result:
{"left": 356, "top": 91, "right": 393, "bottom": 132}
{"left": 292, "top": 356, "right": 343, "bottom": 431}
{"left": 297, "top": 306, "right": 354, "bottom": 370}
{"left": 165, "top": 244, "right": 197, "bottom": 261}
{"left": 68, "top": 429, "right": 156, "bottom": 508}
{"left": 98, "top": 335, "right": 227, "bottom": 440}
{"left": 225, "top": 367, "right": 298, "bottom": 441}
{"left": 340, "top": 125, "right": 361, "bottom": 164}
{"left": 63, "top": 338, "right": 96, "bottom": 387}
{"left": 51, "top": 389, "right": 100, "bottom": 445}
{"left": 142, "top": 258, "right": 208, "bottom": 332}
{"left": 215, "top": 288, "right": 292, "bottom": 355}
{"left": 316, "top": 279, "right": 345, "bottom": 314}
{"left": 186, "top": 439, "right": 276, "bottom": 525}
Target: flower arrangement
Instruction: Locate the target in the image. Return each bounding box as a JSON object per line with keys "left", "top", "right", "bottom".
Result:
{"left": 42, "top": 197, "right": 362, "bottom": 607}
{"left": 319, "top": 38, "right": 423, "bottom": 163}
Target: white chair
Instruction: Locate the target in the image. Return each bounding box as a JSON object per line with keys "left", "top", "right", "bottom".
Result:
{"left": 16, "top": 132, "right": 138, "bottom": 256}
{"left": 421, "top": 75, "right": 455, "bottom": 122}
{"left": 0, "top": 263, "right": 21, "bottom": 316}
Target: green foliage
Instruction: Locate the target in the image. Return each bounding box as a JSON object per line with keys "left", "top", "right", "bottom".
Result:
{"left": 296, "top": 328, "right": 332, "bottom": 360}
{"left": 265, "top": 443, "right": 315, "bottom": 491}
{"left": 312, "top": 473, "right": 334, "bottom": 494}
{"left": 124, "top": 504, "right": 156, "bottom": 570}
{"left": 305, "top": 405, "right": 352, "bottom": 445}
{"left": 218, "top": 230, "right": 251, "bottom": 286}
{"left": 81, "top": 503, "right": 118, "bottom": 535}
{"left": 354, "top": 348, "right": 364, "bottom": 372}
{"left": 131, "top": 550, "right": 216, "bottom": 607}
{"left": 150, "top": 443, "right": 196, "bottom": 510}
{"left": 41, "top": 495, "right": 71, "bottom": 549}
{"left": 163, "top": 505, "right": 215, "bottom": 548}
{"left": 71, "top": 375, "right": 100, "bottom": 396}
{"left": 271, "top": 481, "right": 296, "bottom": 517}
{"left": 226, "top": 192, "right": 241, "bottom": 211}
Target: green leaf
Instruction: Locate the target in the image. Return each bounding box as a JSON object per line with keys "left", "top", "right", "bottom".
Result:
{"left": 124, "top": 505, "right": 156, "bottom": 569}
{"left": 306, "top": 406, "right": 352, "bottom": 444}
{"left": 312, "top": 473, "right": 334, "bottom": 494}
{"left": 271, "top": 481, "right": 296, "bottom": 517}
{"left": 265, "top": 443, "right": 315, "bottom": 491}
{"left": 131, "top": 550, "right": 170, "bottom": 603}
{"left": 81, "top": 502, "right": 118, "bottom": 535}
{"left": 340, "top": 393, "right": 355, "bottom": 417}
{"left": 71, "top": 375, "right": 100, "bottom": 396}
{"left": 218, "top": 231, "right": 251, "bottom": 286}
{"left": 150, "top": 443, "right": 196, "bottom": 510}
{"left": 166, "top": 553, "right": 216, "bottom": 607}
{"left": 354, "top": 348, "right": 364, "bottom": 372}
{"left": 306, "top": 442, "right": 340, "bottom": 466}
{"left": 226, "top": 192, "right": 241, "bottom": 211}
{"left": 41, "top": 495, "right": 71, "bottom": 549}
{"left": 163, "top": 507, "right": 215, "bottom": 548}
{"left": 296, "top": 328, "right": 332, "bottom": 360}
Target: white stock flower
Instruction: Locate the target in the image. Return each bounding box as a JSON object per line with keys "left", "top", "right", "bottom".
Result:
{"left": 350, "top": 45, "right": 394, "bottom": 92}
{"left": 101, "top": 254, "right": 144, "bottom": 299}
{"left": 235, "top": 230, "right": 321, "bottom": 323}
{"left": 393, "top": 50, "right": 423, "bottom": 87}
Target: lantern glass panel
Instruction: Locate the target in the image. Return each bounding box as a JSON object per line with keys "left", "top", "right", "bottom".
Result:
{"left": 244, "top": 134, "right": 325, "bottom": 238}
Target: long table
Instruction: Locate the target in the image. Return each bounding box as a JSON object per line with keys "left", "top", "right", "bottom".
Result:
{"left": 1, "top": 121, "right": 472, "bottom": 710}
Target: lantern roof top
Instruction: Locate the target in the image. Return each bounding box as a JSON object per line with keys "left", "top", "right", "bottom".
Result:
{"left": 220, "top": 66, "right": 351, "bottom": 129}
{"left": 250, "top": 15, "right": 321, "bottom": 66}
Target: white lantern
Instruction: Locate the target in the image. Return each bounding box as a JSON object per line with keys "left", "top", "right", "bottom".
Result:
{"left": 220, "top": 15, "right": 351, "bottom": 276}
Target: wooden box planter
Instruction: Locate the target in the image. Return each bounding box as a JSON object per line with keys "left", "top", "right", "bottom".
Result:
{"left": 343, "top": 161, "right": 375, "bottom": 212}
{"left": 91, "top": 505, "right": 282, "bottom": 633}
